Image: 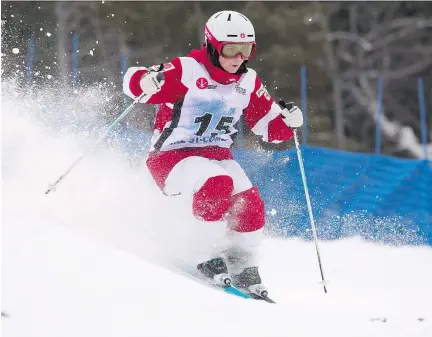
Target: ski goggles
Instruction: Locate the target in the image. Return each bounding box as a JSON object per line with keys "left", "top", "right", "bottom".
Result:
{"left": 220, "top": 42, "right": 256, "bottom": 60}
{"left": 205, "top": 26, "right": 257, "bottom": 60}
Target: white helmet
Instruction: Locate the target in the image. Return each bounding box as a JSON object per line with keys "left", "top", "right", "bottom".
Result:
{"left": 205, "top": 10, "right": 256, "bottom": 59}
{"left": 205, "top": 10, "right": 255, "bottom": 43}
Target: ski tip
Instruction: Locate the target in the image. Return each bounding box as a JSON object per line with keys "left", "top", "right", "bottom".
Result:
{"left": 247, "top": 292, "right": 276, "bottom": 304}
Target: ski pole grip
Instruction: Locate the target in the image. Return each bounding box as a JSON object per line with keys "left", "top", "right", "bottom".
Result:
{"left": 279, "top": 100, "right": 299, "bottom": 130}
{"left": 279, "top": 100, "right": 294, "bottom": 111}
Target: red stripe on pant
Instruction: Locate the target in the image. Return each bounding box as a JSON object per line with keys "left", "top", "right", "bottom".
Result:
{"left": 193, "top": 175, "right": 234, "bottom": 221}
{"left": 193, "top": 177, "right": 265, "bottom": 232}
{"left": 226, "top": 186, "right": 265, "bottom": 232}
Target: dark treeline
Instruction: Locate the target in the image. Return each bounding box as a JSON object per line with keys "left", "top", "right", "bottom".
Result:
{"left": 1, "top": 1, "right": 431, "bottom": 158}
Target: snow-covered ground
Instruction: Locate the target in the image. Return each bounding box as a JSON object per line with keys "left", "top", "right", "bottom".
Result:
{"left": 2, "top": 83, "right": 432, "bottom": 337}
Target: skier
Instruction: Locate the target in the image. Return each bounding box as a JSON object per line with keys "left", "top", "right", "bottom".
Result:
{"left": 123, "top": 10, "right": 303, "bottom": 298}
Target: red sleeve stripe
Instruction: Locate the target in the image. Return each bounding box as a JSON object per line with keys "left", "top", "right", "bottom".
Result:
{"left": 243, "top": 77, "right": 273, "bottom": 128}
{"left": 267, "top": 115, "right": 294, "bottom": 143}
{"left": 243, "top": 75, "right": 294, "bottom": 143}
{"left": 249, "top": 102, "right": 282, "bottom": 140}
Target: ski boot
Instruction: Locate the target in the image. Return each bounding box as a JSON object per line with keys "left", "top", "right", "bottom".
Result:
{"left": 231, "top": 266, "right": 269, "bottom": 299}
{"left": 197, "top": 257, "right": 232, "bottom": 286}
{"left": 224, "top": 246, "right": 269, "bottom": 299}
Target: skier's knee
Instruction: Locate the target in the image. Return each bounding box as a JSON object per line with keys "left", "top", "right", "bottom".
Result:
{"left": 193, "top": 175, "right": 234, "bottom": 221}
{"left": 227, "top": 186, "right": 265, "bottom": 232}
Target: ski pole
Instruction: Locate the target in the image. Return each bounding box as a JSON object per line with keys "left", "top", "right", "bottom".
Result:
{"left": 45, "top": 91, "right": 147, "bottom": 195}
{"left": 281, "top": 101, "right": 328, "bottom": 293}
{"left": 293, "top": 128, "right": 328, "bottom": 293}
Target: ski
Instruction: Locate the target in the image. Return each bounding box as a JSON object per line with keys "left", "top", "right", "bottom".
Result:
{"left": 169, "top": 260, "right": 276, "bottom": 303}
{"left": 207, "top": 281, "right": 276, "bottom": 303}
{"left": 220, "top": 284, "right": 252, "bottom": 299}
{"left": 246, "top": 292, "right": 276, "bottom": 303}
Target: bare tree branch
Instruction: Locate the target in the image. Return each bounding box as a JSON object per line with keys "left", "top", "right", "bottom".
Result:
{"left": 347, "top": 78, "right": 431, "bottom": 159}
{"left": 313, "top": 2, "right": 346, "bottom": 149}
{"left": 309, "top": 31, "right": 373, "bottom": 51}
{"left": 370, "top": 24, "right": 432, "bottom": 50}
{"left": 366, "top": 18, "right": 432, "bottom": 41}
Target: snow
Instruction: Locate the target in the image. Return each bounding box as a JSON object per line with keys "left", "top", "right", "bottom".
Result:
{"left": 11, "top": 48, "right": 19, "bottom": 54}
{"left": 2, "top": 82, "right": 432, "bottom": 336}
{"left": 4, "top": 213, "right": 431, "bottom": 337}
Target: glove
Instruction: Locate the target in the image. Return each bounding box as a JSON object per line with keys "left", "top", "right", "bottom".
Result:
{"left": 139, "top": 64, "right": 165, "bottom": 96}
{"left": 279, "top": 100, "right": 304, "bottom": 128}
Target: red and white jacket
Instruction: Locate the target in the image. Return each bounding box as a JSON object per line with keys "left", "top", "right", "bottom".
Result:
{"left": 123, "top": 46, "right": 294, "bottom": 189}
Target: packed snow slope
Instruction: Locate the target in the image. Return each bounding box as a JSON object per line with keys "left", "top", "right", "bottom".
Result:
{"left": 2, "top": 83, "right": 432, "bottom": 337}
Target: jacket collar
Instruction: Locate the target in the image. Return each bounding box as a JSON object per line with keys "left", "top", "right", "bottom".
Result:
{"left": 188, "top": 46, "right": 245, "bottom": 85}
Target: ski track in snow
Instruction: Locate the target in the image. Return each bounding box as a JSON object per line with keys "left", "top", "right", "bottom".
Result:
{"left": 2, "top": 83, "right": 432, "bottom": 337}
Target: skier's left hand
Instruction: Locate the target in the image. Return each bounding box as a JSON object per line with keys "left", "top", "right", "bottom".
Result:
{"left": 280, "top": 101, "right": 304, "bottom": 128}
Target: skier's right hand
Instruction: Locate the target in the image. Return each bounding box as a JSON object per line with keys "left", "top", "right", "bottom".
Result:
{"left": 140, "top": 64, "right": 165, "bottom": 96}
